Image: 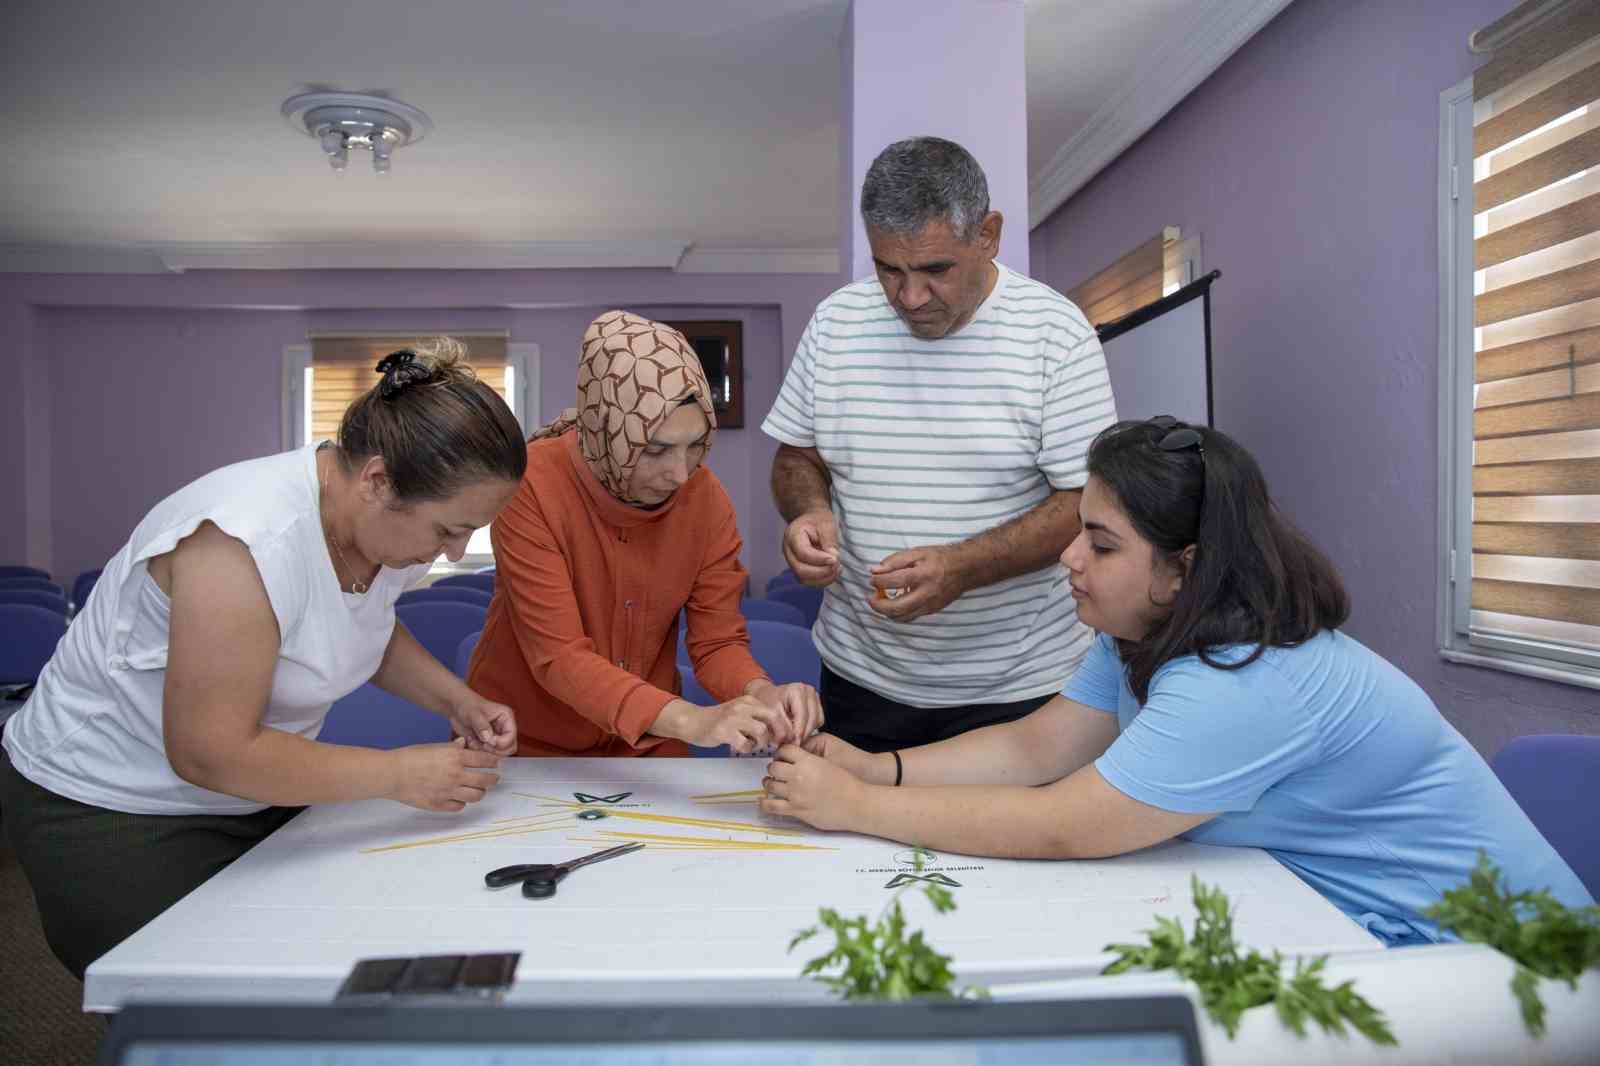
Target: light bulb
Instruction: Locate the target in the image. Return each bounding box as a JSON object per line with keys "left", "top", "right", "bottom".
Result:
{"left": 328, "top": 145, "right": 349, "bottom": 173}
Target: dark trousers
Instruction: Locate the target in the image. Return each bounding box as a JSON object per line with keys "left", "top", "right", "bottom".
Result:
{"left": 819, "top": 665, "right": 1053, "bottom": 753}
{"left": 0, "top": 746, "right": 301, "bottom": 980}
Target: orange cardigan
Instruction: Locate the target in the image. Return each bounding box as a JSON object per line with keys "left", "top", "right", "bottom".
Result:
{"left": 467, "top": 431, "right": 768, "bottom": 756}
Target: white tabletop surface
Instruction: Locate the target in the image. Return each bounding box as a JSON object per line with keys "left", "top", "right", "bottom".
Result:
{"left": 85, "top": 756, "right": 1378, "bottom": 1011}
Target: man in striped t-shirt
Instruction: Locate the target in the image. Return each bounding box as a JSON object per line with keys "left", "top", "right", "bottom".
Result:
{"left": 762, "top": 137, "right": 1117, "bottom": 752}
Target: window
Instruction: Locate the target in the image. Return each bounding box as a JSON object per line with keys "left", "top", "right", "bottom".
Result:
{"left": 283, "top": 333, "right": 539, "bottom": 567}
{"left": 1439, "top": 1, "right": 1600, "bottom": 689}
{"left": 1064, "top": 227, "right": 1201, "bottom": 329}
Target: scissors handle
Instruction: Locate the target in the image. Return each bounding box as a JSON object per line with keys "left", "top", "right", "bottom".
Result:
{"left": 484, "top": 863, "right": 557, "bottom": 889}
{"left": 522, "top": 870, "right": 568, "bottom": 899}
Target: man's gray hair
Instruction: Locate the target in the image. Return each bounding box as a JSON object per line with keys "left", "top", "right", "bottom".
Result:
{"left": 860, "top": 136, "right": 991, "bottom": 243}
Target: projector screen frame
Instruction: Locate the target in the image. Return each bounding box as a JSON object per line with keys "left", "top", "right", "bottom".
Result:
{"left": 1094, "top": 269, "right": 1220, "bottom": 428}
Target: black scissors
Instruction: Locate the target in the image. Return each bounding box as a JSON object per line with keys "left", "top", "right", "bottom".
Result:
{"left": 483, "top": 842, "right": 646, "bottom": 899}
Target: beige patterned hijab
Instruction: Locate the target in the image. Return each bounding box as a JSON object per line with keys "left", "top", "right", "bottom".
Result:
{"left": 531, "top": 310, "right": 717, "bottom": 503}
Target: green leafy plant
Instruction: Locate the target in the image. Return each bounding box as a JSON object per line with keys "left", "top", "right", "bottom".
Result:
{"left": 1103, "top": 876, "right": 1395, "bottom": 1045}
{"left": 1423, "top": 853, "right": 1600, "bottom": 1037}
{"left": 790, "top": 855, "right": 985, "bottom": 1001}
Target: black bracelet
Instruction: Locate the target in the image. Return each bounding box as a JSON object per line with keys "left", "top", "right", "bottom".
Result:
{"left": 890, "top": 749, "right": 903, "bottom": 787}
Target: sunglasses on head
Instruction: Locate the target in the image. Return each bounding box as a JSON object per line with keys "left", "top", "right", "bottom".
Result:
{"left": 1145, "top": 415, "right": 1205, "bottom": 460}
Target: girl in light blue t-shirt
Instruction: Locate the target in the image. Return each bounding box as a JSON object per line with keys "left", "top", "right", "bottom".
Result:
{"left": 762, "top": 417, "right": 1593, "bottom": 944}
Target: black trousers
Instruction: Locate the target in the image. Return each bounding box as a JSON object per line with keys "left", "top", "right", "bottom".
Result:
{"left": 0, "top": 746, "right": 301, "bottom": 981}
{"left": 819, "top": 665, "right": 1054, "bottom": 753}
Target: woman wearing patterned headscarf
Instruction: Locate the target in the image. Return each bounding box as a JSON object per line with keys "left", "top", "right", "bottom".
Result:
{"left": 466, "top": 310, "right": 823, "bottom": 756}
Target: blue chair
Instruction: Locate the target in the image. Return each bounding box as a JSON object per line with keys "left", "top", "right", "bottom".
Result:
{"left": 0, "top": 565, "right": 50, "bottom": 582}
{"left": 740, "top": 597, "right": 806, "bottom": 628}
{"left": 1492, "top": 735, "right": 1600, "bottom": 899}
{"left": 767, "top": 583, "right": 824, "bottom": 627}
{"left": 318, "top": 684, "right": 452, "bottom": 749}
{"left": 0, "top": 577, "right": 64, "bottom": 597}
{"left": 765, "top": 570, "right": 800, "bottom": 596}
{"left": 396, "top": 601, "right": 488, "bottom": 668}
{"left": 398, "top": 586, "right": 493, "bottom": 609}
{"left": 746, "top": 619, "right": 821, "bottom": 686}
{"left": 475, "top": 565, "right": 497, "bottom": 575}
{"left": 72, "top": 568, "right": 103, "bottom": 610}
{"left": 0, "top": 588, "right": 70, "bottom": 615}
{"left": 455, "top": 630, "right": 481, "bottom": 679}
{"left": 434, "top": 573, "right": 495, "bottom": 595}
{"left": 0, "top": 604, "right": 68, "bottom": 686}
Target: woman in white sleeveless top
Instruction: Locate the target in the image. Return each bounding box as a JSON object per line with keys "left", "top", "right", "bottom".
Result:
{"left": 0, "top": 341, "right": 526, "bottom": 980}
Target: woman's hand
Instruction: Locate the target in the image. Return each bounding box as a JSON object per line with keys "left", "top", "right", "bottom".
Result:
{"left": 760, "top": 743, "right": 867, "bottom": 831}
{"left": 746, "top": 681, "right": 824, "bottom": 745}
{"left": 799, "top": 732, "right": 896, "bottom": 784}
{"left": 652, "top": 696, "right": 792, "bottom": 754}
{"left": 388, "top": 738, "right": 502, "bottom": 812}
{"left": 445, "top": 692, "right": 518, "bottom": 754}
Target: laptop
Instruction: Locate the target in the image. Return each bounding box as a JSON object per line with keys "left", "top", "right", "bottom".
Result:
{"left": 100, "top": 996, "right": 1205, "bottom": 1065}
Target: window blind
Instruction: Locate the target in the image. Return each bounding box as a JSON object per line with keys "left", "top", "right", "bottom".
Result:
{"left": 308, "top": 334, "right": 509, "bottom": 444}
{"left": 1066, "top": 227, "right": 1180, "bottom": 329}
{"left": 1470, "top": 0, "right": 1600, "bottom": 653}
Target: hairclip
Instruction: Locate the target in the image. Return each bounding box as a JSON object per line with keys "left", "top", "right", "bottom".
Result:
{"left": 375, "top": 349, "right": 422, "bottom": 399}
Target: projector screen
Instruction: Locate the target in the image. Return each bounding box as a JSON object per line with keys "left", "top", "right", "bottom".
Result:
{"left": 1095, "top": 272, "right": 1216, "bottom": 427}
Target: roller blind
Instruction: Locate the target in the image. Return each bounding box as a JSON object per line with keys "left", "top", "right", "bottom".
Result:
{"left": 1470, "top": 2, "right": 1600, "bottom": 654}
{"left": 308, "top": 334, "right": 509, "bottom": 445}
{"left": 1065, "top": 227, "right": 1181, "bottom": 328}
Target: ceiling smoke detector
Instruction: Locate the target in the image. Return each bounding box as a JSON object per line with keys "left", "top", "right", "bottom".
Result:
{"left": 281, "top": 91, "right": 433, "bottom": 175}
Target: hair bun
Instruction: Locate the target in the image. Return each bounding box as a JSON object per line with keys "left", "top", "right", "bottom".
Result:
{"left": 376, "top": 349, "right": 430, "bottom": 399}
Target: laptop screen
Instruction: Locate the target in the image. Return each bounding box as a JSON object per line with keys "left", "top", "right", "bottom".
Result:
{"left": 103, "top": 999, "right": 1203, "bottom": 1066}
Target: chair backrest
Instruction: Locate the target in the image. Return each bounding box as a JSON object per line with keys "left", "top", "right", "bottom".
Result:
{"left": 0, "top": 588, "right": 71, "bottom": 615}
{"left": 740, "top": 598, "right": 806, "bottom": 628}
{"left": 1491, "top": 735, "right": 1600, "bottom": 899}
{"left": 764, "top": 570, "right": 800, "bottom": 596}
{"left": 0, "top": 603, "right": 69, "bottom": 685}
{"left": 475, "top": 565, "right": 497, "bottom": 576}
{"left": 72, "top": 567, "right": 104, "bottom": 610}
{"left": 0, "top": 565, "right": 51, "bottom": 582}
{"left": 398, "top": 586, "right": 493, "bottom": 609}
{"left": 745, "top": 619, "right": 821, "bottom": 686}
{"left": 455, "top": 630, "right": 482, "bottom": 679}
{"left": 395, "top": 601, "right": 489, "bottom": 668}
{"left": 317, "top": 683, "right": 452, "bottom": 749}
{"left": 433, "top": 573, "right": 496, "bottom": 595}
{"left": 0, "top": 576, "right": 64, "bottom": 596}
{"left": 766, "top": 583, "right": 824, "bottom": 627}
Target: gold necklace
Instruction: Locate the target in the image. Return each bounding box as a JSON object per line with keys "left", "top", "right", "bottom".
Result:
{"left": 320, "top": 452, "right": 368, "bottom": 595}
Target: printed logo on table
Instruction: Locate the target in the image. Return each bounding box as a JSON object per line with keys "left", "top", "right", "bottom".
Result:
{"left": 573, "top": 792, "right": 633, "bottom": 804}
{"left": 883, "top": 872, "right": 962, "bottom": 890}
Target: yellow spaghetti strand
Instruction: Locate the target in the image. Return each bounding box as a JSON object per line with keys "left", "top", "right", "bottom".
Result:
{"left": 583, "top": 829, "right": 833, "bottom": 851}
{"left": 361, "top": 820, "right": 571, "bottom": 855}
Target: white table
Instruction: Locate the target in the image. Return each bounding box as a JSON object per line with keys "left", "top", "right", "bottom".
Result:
{"left": 85, "top": 757, "right": 1378, "bottom": 1012}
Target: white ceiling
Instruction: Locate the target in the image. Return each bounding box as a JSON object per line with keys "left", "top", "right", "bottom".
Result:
{"left": 0, "top": 0, "right": 1241, "bottom": 263}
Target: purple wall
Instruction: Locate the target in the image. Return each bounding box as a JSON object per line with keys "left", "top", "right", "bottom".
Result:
{"left": 1, "top": 270, "right": 836, "bottom": 590}
{"left": 840, "top": 0, "right": 1029, "bottom": 280}
{"left": 1029, "top": 0, "right": 1598, "bottom": 755}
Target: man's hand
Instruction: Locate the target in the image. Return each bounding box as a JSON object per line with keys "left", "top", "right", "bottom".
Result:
{"left": 761, "top": 744, "right": 867, "bottom": 831}
{"left": 867, "top": 544, "right": 967, "bottom": 621}
{"left": 747, "top": 680, "right": 824, "bottom": 745}
{"left": 782, "top": 509, "right": 842, "bottom": 587}
{"left": 445, "top": 693, "right": 519, "bottom": 754}
{"left": 388, "top": 738, "right": 502, "bottom": 812}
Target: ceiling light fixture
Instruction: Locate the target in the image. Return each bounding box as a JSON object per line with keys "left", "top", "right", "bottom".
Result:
{"left": 281, "top": 91, "right": 433, "bottom": 175}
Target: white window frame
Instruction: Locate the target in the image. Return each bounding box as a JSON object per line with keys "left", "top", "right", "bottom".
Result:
{"left": 282, "top": 340, "right": 540, "bottom": 571}
{"left": 1436, "top": 76, "right": 1600, "bottom": 691}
